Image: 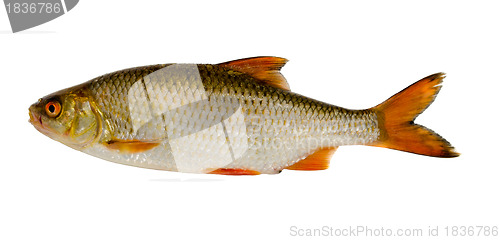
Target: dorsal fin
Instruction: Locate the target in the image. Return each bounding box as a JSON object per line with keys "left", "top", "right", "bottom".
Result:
{"left": 285, "top": 147, "right": 338, "bottom": 171}
{"left": 218, "top": 56, "right": 290, "bottom": 91}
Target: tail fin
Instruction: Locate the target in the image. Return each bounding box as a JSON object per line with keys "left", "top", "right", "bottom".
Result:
{"left": 369, "top": 73, "right": 459, "bottom": 157}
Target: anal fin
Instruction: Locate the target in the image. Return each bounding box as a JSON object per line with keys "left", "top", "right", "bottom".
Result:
{"left": 105, "top": 139, "right": 160, "bottom": 153}
{"left": 208, "top": 168, "right": 261, "bottom": 175}
{"left": 286, "top": 147, "right": 338, "bottom": 171}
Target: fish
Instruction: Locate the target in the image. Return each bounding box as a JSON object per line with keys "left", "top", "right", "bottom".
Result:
{"left": 28, "top": 57, "right": 459, "bottom": 175}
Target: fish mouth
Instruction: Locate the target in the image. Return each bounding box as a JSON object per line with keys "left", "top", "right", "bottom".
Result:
{"left": 28, "top": 110, "right": 42, "bottom": 126}
{"left": 28, "top": 99, "right": 43, "bottom": 126}
{"left": 29, "top": 107, "right": 51, "bottom": 136}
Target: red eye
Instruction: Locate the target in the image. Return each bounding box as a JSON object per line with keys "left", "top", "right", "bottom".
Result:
{"left": 45, "top": 101, "right": 61, "bottom": 118}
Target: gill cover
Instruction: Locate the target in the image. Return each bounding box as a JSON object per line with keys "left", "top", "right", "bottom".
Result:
{"left": 67, "top": 98, "right": 103, "bottom": 148}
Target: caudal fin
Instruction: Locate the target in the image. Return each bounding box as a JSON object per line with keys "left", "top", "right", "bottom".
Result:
{"left": 369, "top": 73, "right": 459, "bottom": 157}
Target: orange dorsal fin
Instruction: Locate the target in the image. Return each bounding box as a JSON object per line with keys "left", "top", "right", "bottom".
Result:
{"left": 208, "top": 168, "right": 261, "bottom": 175}
{"left": 105, "top": 139, "right": 160, "bottom": 153}
{"left": 218, "top": 56, "right": 290, "bottom": 91}
{"left": 286, "top": 147, "right": 338, "bottom": 171}
{"left": 369, "top": 73, "right": 459, "bottom": 157}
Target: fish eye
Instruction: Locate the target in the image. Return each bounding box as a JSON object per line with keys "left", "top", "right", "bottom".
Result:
{"left": 45, "top": 101, "right": 61, "bottom": 118}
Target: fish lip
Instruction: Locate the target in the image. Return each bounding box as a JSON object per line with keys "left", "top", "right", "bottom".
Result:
{"left": 28, "top": 104, "right": 37, "bottom": 124}
{"left": 28, "top": 107, "right": 46, "bottom": 131}
{"left": 28, "top": 110, "right": 34, "bottom": 124}
{"left": 28, "top": 108, "right": 36, "bottom": 125}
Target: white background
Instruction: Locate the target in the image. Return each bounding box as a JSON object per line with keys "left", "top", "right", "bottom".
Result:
{"left": 1, "top": 1, "right": 499, "bottom": 239}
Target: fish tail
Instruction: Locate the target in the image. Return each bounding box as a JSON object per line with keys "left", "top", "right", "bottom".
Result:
{"left": 369, "top": 73, "right": 459, "bottom": 157}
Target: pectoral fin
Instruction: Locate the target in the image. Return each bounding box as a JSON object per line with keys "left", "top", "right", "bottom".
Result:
{"left": 286, "top": 147, "right": 338, "bottom": 171}
{"left": 105, "top": 139, "right": 160, "bottom": 153}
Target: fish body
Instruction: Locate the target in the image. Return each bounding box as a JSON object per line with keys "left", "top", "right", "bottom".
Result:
{"left": 29, "top": 57, "right": 458, "bottom": 175}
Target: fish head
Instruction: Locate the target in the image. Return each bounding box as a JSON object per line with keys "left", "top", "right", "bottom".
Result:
{"left": 29, "top": 85, "right": 102, "bottom": 150}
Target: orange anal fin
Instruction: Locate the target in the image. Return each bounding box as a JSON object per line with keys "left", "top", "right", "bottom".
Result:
{"left": 218, "top": 56, "right": 290, "bottom": 91}
{"left": 208, "top": 168, "right": 261, "bottom": 175}
{"left": 105, "top": 140, "right": 160, "bottom": 153}
{"left": 286, "top": 147, "right": 338, "bottom": 171}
